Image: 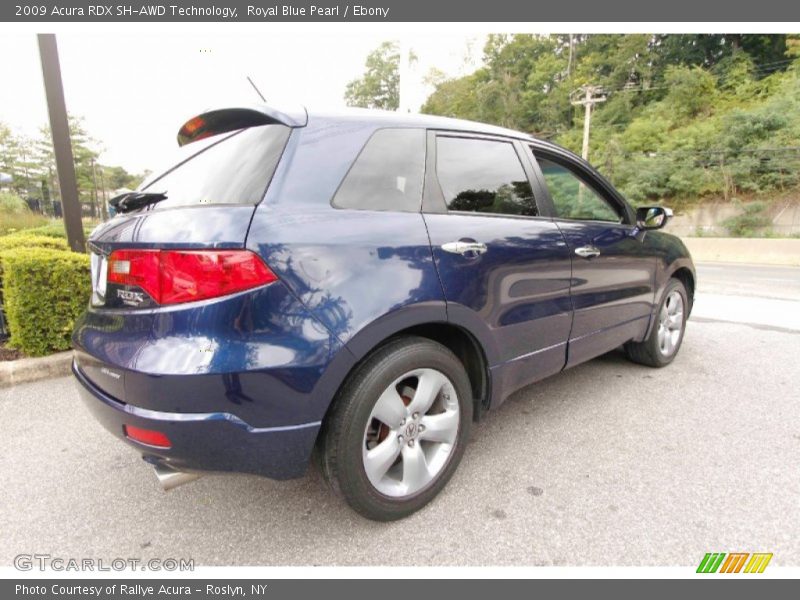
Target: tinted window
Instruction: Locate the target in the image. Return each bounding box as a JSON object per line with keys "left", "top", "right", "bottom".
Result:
{"left": 333, "top": 128, "right": 425, "bottom": 212}
{"left": 436, "top": 137, "right": 537, "bottom": 217}
{"left": 535, "top": 156, "right": 621, "bottom": 222}
{"left": 140, "top": 124, "right": 290, "bottom": 209}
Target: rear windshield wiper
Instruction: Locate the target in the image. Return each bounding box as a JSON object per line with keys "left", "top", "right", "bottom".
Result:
{"left": 110, "top": 191, "right": 168, "bottom": 213}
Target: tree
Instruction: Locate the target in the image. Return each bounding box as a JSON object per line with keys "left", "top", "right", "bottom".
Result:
{"left": 421, "top": 71, "right": 485, "bottom": 122}
{"left": 102, "top": 165, "right": 139, "bottom": 190}
{"left": 421, "top": 34, "right": 800, "bottom": 206}
{"left": 345, "top": 41, "right": 400, "bottom": 110}
{"left": 0, "top": 122, "right": 35, "bottom": 198}
{"left": 35, "top": 115, "right": 102, "bottom": 215}
{"left": 663, "top": 66, "right": 718, "bottom": 118}
{"left": 650, "top": 35, "right": 789, "bottom": 79}
{"left": 0, "top": 122, "right": 21, "bottom": 188}
{"left": 786, "top": 35, "right": 800, "bottom": 59}
{"left": 1, "top": 116, "right": 144, "bottom": 218}
{"left": 422, "top": 35, "right": 572, "bottom": 133}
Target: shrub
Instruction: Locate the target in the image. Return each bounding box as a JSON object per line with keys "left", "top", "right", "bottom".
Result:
{"left": 0, "top": 191, "right": 28, "bottom": 213}
{"left": 4, "top": 221, "right": 67, "bottom": 239}
{"left": 0, "top": 235, "right": 69, "bottom": 252}
{"left": 0, "top": 192, "right": 50, "bottom": 235}
{"left": 0, "top": 235, "right": 70, "bottom": 286}
{"left": 664, "top": 66, "right": 717, "bottom": 118}
{"left": 5, "top": 220, "right": 98, "bottom": 240}
{"left": 722, "top": 201, "right": 772, "bottom": 237}
{"left": 1, "top": 247, "right": 90, "bottom": 356}
{"left": 0, "top": 212, "right": 50, "bottom": 236}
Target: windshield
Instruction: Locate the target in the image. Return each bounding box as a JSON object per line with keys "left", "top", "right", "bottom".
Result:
{"left": 138, "top": 124, "right": 290, "bottom": 209}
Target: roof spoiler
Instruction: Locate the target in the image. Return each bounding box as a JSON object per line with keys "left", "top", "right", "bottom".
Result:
{"left": 177, "top": 104, "right": 307, "bottom": 146}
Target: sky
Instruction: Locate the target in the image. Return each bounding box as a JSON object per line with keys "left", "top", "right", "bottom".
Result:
{"left": 0, "top": 32, "right": 484, "bottom": 174}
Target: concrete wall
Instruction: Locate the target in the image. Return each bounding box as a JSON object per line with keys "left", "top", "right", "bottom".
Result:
{"left": 665, "top": 198, "right": 800, "bottom": 237}
{"left": 681, "top": 237, "right": 800, "bottom": 266}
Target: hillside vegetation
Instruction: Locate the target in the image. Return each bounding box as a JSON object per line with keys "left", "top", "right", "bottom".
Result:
{"left": 422, "top": 35, "right": 800, "bottom": 209}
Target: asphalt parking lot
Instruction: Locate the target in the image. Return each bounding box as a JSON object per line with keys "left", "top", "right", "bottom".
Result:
{"left": 1, "top": 263, "right": 798, "bottom": 567}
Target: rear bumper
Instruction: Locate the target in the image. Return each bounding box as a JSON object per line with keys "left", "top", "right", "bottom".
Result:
{"left": 72, "top": 361, "right": 321, "bottom": 480}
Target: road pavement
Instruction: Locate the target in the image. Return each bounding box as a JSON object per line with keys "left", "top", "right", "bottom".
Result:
{"left": 1, "top": 263, "right": 798, "bottom": 566}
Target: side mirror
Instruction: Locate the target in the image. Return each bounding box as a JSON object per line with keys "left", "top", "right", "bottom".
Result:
{"left": 636, "top": 206, "right": 672, "bottom": 230}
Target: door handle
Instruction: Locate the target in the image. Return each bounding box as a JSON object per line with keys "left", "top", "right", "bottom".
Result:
{"left": 574, "top": 245, "right": 601, "bottom": 259}
{"left": 441, "top": 241, "right": 488, "bottom": 256}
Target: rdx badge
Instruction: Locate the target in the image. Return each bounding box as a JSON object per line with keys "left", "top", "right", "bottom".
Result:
{"left": 117, "top": 289, "right": 145, "bottom": 306}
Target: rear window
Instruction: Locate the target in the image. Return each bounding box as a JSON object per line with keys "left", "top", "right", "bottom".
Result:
{"left": 138, "top": 124, "right": 290, "bottom": 209}
{"left": 333, "top": 128, "right": 425, "bottom": 212}
{"left": 436, "top": 136, "right": 537, "bottom": 217}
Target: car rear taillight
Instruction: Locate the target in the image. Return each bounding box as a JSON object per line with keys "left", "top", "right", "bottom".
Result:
{"left": 124, "top": 425, "right": 172, "bottom": 449}
{"left": 107, "top": 249, "right": 277, "bottom": 305}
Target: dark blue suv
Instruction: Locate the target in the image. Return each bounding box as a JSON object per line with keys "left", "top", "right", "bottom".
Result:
{"left": 73, "top": 104, "right": 695, "bottom": 520}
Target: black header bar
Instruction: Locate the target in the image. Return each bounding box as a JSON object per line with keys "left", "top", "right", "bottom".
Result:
{"left": 3, "top": 0, "right": 800, "bottom": 22}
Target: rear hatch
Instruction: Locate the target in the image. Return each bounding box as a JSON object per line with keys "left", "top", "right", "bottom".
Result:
{"left": 89, "top": 120, "right": 291, "bottom": 309}
{"left": 74, "top": 108, "right": 296, "bottom": 399}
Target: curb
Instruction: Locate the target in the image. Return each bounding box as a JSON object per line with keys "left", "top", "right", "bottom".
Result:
{"left": 0, "top": 351, "right": 73, "bottom": 388}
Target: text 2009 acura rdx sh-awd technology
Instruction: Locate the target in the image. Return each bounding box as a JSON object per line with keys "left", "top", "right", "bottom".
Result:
{"left": 73, "top": 104, "right": 695, "bottom": 520}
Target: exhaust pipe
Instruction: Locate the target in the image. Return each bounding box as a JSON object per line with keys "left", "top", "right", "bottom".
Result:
{"left": 153, "top": 463, "right": 202, "bottom": 491}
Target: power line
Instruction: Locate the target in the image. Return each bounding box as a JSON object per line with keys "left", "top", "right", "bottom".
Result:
{"left": 599, "top": 58, "right": 797, "bottom": 96}
{"left": 636, "top": 147, "right": 800, "bottom": 154}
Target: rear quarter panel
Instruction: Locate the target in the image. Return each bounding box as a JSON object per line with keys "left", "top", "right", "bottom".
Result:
{"left": 246, "top": 119, "right": 449, "bottom": 369}
{"left": 75, "top": 203, "right": 350, "bottom": 428}
{"left": 72, "top": 280, "right": 345, "bottom": 428}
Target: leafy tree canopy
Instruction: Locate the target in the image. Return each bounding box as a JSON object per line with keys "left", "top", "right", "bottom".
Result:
{"left": 421, "top": 34, "right": 800, "bottom": 204}
{"left": 345, "top": 41, "right": 401, "bottom": 110}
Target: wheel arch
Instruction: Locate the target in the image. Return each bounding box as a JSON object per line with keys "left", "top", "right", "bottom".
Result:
{"left": 396, "top": 322, "right": 491, "bottom": 417}
{"left": 316, "top": 305, "right": 494, "bottom": 428}
{"left": 670, "top": 266, "right": 695, "bottom": 311}
{"left": 643, "top": 258, "right": 696, "bottom": 340}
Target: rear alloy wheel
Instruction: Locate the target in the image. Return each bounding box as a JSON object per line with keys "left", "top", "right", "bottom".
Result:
{"left": 318, "top": 336, "right": 472, "bottom": 521}
{"left": 625, "top": 278, "right": 689, "bottom": 368}
{"left": 363, "top": 367, "right": 460, "bottom": 497}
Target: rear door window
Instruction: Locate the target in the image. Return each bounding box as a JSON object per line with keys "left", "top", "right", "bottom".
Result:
{"left": 333, "top": 128, "right": 425, "bottom": 212}
{"left": 139, "top": 124, "right": 290, "bottom": 209}
{"left": 435, "top": 136, "right": 537, "bottom": 217}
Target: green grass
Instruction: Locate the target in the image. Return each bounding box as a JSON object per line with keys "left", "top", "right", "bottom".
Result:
{"left": 2, "top": 218, "right": 98, "bottom": 240}
{"left": 0, "top": 212, "right": 51, "bottom": 236}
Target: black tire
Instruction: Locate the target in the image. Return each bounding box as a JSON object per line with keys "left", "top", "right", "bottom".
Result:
{"left": 317, "top": 335, "right": 473, "bottom": 521}
{"left": 625, "top": 278, "right": 689, "bottom": 368}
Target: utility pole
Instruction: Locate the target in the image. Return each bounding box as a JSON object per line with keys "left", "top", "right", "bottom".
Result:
{"left": 98, "top": 165, "right": 108, "bottom": 220}
{"left": 398, "top": 40, "right": 411, "bottom": 114}
{"left": 567, "top": 34, "right": 575, "bottom": 78}
{"left": 570, "top": 85, "right": 606, "bottom": 161}
{"left": 90, "top": 157, "right": 99, "bottom": 219}
{"left": 38, "top": 33, "right": 85, "bottom": 252}
{"left": 20, "top": 146, "right": 30, "bottom": 200}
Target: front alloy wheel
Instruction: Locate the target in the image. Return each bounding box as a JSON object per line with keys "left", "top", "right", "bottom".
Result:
{"left": 625, "top": 277, "right": 689, "bottom": 367}
{"left": 657, "top": 290, "right": 684, "bottom": 357}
